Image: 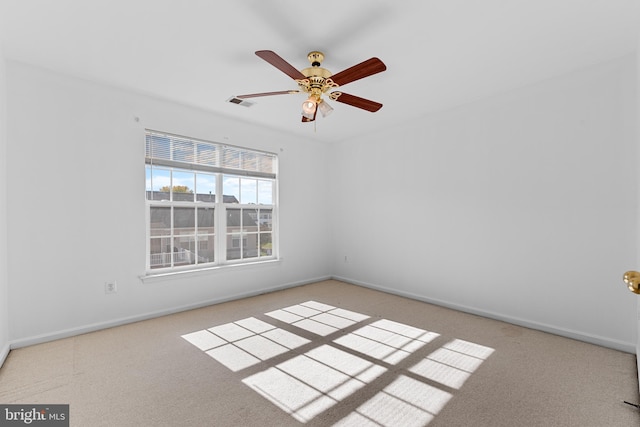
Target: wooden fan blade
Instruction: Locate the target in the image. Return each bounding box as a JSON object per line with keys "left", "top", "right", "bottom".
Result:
{"left": 256, "top": 50, "right": 306, "bottom": 80}
{"left": 330, "top": 57, "right": 386, "bottom": 86}
{"left": 331, "top": 92, "right": 383, "bottom": 112}
{"left": 237, "top": 90, "right": 300, "bottom": 99}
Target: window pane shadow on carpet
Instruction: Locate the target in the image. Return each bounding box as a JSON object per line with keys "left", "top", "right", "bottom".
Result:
{"left": 181, "top": 300, "right": 495, "bottom": 426}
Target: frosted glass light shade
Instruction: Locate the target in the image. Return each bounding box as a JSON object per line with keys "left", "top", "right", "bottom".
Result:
{"left": 318, "top": 101, "right": 333, "bottom": 117}
{"left": 302, "top": 98, "right": 317, "bottom": 115}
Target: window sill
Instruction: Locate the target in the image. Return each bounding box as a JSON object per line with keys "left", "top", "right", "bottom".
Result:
{"left": 140, "top": 258, "right": 282, "bottom": 283}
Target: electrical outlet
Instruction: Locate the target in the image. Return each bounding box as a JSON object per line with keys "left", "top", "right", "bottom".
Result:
{"left": 105, "top": 281, "right": 117, "bottom": 294}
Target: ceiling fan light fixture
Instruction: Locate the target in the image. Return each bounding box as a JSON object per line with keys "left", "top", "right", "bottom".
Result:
{"left": 318, "top": 100, "right": 333, "bottom": 118}
{"left": 301, "top": 97, "right": 317, "bottom": 117}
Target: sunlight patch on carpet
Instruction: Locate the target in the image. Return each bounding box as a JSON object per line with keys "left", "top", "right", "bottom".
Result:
{"left": 266, "top": 301, "right": 370, "bottom": 337}
{"left": 242, "top": 344, "right": 387, "bottom": 422}
{"left": 181, "top": 316, "right": 310, "bottom": 372}
{"left": 409, "top": 339, "right": 495, "bottom": 389}
{"left": 181, "top": 300, "right": 494, "bottom": 425}
{"left": 333, "top": 319, "right": 439, "bottom": 365}
{"left": 334, "top": 375, "right": 452, "bottom": 427}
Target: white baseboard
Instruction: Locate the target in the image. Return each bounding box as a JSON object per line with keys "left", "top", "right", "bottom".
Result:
{"left": 0, "top": 342, "right": 9, "bottom": 369}
{"left": 10, "top": 275, "right": 331, "bottom": 350}
{"left": 10, "top": 274, "right": 632, "bottom": 354}
{"left": 332, "top": 275, "right": 636, "bottom": 354}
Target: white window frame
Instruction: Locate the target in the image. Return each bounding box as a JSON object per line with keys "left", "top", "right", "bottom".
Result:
{"left": 145, "top": 130, "right": 278, "bottom": 274}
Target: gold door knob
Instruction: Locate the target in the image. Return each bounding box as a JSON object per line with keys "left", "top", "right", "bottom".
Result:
{"left": 623, "top": 271, "right": 640, "bottom": 294}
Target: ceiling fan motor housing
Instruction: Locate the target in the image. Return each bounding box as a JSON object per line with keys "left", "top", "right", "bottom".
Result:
{"left": 298, "top": 51, "right": 338, "bottom": 99}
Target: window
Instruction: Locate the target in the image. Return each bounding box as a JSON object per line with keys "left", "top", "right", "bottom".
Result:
{"left": 145, "top": 130, "right": 277, "bottom": 273}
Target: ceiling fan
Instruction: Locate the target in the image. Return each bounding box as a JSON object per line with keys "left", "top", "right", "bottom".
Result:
{"left": 234, "top": 50, "right": 387, "bottom": 122}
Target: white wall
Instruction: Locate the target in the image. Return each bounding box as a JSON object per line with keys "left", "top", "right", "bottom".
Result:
{"left": 6, "top": 62, "right": 331, "bottom": 345}
{"left": 5, "top": 54, "right": 638, "bottom": 353}
{"left": 0, "top": 45, "right": 10, "bottom": 364}
{"left": 331, "top": 54, "right": 638, "bottom": 352}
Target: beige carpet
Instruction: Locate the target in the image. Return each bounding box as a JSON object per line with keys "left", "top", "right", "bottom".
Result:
{"left": 0, "top": 280, "right": 638, "bottom": 426}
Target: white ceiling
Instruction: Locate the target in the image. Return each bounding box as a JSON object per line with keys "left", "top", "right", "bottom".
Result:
{"left": 1, "top": 0, "right": 639, "bottom": 143}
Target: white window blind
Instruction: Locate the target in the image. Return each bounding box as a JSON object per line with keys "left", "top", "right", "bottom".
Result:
{"left": 145, "top": 130, "right": 277, "bottom": 178}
